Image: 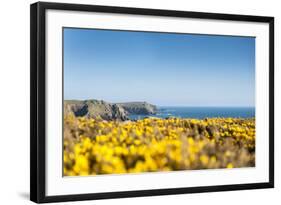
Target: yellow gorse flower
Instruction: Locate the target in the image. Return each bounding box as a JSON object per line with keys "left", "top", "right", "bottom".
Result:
{"left": 64, "top": 116, "right": 255, "bottom": 176}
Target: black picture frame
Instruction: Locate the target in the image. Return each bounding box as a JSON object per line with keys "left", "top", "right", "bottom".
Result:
{"left": 30, "top": 1, "right": 274, "bottom": 203}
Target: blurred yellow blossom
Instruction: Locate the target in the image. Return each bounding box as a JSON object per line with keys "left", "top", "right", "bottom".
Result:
{"left": 64, "top": 116, "right": 255, "bottom": 176}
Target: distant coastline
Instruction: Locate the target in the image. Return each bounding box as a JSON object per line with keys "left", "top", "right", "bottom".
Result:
{"left": 64, "top": 99, "right": 254, "bottom": 121}
{"left": 64, "top": 99, "right": 157, "bottom": 121}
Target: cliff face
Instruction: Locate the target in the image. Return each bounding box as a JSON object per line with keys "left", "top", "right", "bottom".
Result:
{"left": 64, "top": 100, "right": 157, "bottom": 121}
{"left": 64, "top": 100, "right": 128, "bottom": 121}
{"left": 116, "top": 102, "right": 157, "bottom": 115}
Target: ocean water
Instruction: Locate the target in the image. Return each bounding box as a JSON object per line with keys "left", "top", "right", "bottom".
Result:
{"left": 128, "top": 106, "right": 255, "bottom": 120}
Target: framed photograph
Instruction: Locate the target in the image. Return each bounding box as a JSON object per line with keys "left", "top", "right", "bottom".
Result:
{"left": 30, "top": 2, "right": 274, "bottom": 203}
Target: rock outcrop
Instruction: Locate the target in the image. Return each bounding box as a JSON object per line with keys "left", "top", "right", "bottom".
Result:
{"left": 116, "top": 102, "right": 157, "bottom": 115}
{"left": 64, "top": 100, "right": 128, "bottom": 121}
{"left": 64, "top": 100, "right": 157, "bottom": 121}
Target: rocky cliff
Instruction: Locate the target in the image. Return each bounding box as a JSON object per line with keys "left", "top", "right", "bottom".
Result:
{"left": 116, "top": 102, "right": 157, "bottom": 115}
{"left": 64, "top": 100, "right": 157, "bottom": 121}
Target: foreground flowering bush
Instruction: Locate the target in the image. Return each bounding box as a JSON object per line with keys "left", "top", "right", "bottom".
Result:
{"left": 64, "top": 116, "right": 255, "bottom": 176}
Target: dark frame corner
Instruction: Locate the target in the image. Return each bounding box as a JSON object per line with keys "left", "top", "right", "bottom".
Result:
{"left": 30, "top": 1, "right": 274, "bottom": 203}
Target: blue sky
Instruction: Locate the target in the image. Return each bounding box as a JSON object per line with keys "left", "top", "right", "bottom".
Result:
{"left": 64, "top": 28, "right": 255, "bottom": 107}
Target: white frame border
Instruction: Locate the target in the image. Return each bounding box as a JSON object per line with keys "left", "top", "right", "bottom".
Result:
{"left": 45, "top": 9, "right": 269, "bottom": 196}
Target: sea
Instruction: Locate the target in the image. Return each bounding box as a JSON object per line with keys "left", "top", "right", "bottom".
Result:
{"left": 128, "top": 106, "right": 255, "bottom": 120}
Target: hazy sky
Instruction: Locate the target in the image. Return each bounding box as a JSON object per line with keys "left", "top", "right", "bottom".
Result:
{"left": 64, "top": 28, "right": 255, "bottom": 107}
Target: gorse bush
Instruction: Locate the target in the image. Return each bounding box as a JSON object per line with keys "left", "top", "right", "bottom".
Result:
{"left": 64, "top": 116, "right": 255, "bottom": 176}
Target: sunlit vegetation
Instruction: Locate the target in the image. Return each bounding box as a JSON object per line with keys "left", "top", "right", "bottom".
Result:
{"left": 63, "top": 115, "right": 255, "bottom": 176}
